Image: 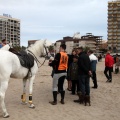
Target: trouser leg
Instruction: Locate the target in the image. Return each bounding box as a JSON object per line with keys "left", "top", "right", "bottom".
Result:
{"left": 109, "top": 69, "right": 112, "bottom": 81}
{"left": 76, "top": 80, "right": 79, "bottom": 93}
{"left": 49, "top": 91, "right": 57, "bottom": 105}
{"left": 104, "top": 67, "right": 110, "bottom": 80}
{"left": 92, "top": 71, "right": 98, "bottom": 88}
{"left": 85, "top": 76, "right": 90, "bottom": 96}
{"left": 58, "top": 76, "right": 66, "bottom": 104}
{"left": 71, "top": 80, "right": 75, "bottom": 94}
{"left": 53, "top": 91, "right": 57, "bottom": 102}
{"left": 79, "top": 75, "right": 85, "bottom": 95}
{"left": 50, "top": 74, "right": 58, "bottom": 105}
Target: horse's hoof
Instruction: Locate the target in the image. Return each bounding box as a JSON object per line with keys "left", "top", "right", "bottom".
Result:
{"left": 21, "top": 101, "right": 27, "bottom": 105}
{"left": 3, "top": 113, "right": 10, "bottom": 118}
{"left": 29, "top": 104, "right": 35, "bottom": 109}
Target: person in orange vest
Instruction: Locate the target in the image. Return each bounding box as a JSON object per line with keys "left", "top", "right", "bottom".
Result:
{"left": 49, "top": 44, "right": 68, "bottom": 105}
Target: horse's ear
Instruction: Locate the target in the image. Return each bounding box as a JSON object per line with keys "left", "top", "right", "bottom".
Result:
{"left": 44, "top": 39, "right": 47, "bottom": 46}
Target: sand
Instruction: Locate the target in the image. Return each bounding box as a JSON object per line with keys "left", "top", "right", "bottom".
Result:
{"left": 0, "top": 58, "right": 120, "bottom": 120}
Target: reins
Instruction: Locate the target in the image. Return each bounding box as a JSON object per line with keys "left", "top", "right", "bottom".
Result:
{"left": 27, "top": 45, "right": 49, "bottom": 68}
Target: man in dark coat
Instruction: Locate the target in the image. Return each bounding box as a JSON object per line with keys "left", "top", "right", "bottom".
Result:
{"left": 74, "top": 47, "right": 92, "bottom": 103}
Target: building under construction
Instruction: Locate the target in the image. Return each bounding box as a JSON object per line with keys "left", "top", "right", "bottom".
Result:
{"left": 108, "top": 0, "right": 120, "bottom": 52}
{"left": 0, "top": 14, "right": 20, "bottom": 46}
{"left": 55, "top": 33, "right": 103, "bottom": 54}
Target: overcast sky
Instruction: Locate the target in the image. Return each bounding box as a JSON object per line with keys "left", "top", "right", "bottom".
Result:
{"left": 0, "top": 0, "right": 109, "bottom": 46}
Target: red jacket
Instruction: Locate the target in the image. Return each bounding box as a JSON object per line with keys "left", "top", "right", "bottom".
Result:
{"left": 105, "top": 54, "right": 114, "bottom": 67}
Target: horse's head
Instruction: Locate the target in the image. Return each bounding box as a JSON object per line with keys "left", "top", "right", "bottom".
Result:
{"left": 43, "top": 39, "right": 52, "bottom": 48}
{"left": 43, "top": 39, "right": 52, "bottom": 58}
{"left": 27, "top": 39, "right": 53, "bottom": 58}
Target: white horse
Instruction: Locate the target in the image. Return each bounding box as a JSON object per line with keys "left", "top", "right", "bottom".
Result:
{"left": 0, "top": 40, "right": 51, "bottom": 118}
{"left": 0, "top": 43, "right": 13, "bottom": 51}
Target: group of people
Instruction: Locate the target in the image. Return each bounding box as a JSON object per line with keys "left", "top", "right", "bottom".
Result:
{"left": 48, "top": 44, "right": 98, "bottom": 105}
{"left": 0, "top": 39, "right": 116, "bottom": 106}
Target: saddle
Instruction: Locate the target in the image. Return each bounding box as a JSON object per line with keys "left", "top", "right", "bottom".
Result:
{"left": 16, "top": 50, "right": 34, "bottom": 69}
{"left": 15, "top": 50, "right": 34, "bottom": 79}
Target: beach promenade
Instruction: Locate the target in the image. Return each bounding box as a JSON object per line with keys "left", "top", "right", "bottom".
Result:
{"left": 0, "top": 58, "right": 120, "bottom": 120}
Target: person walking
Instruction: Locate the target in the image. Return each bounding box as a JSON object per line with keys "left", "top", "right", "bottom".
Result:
{"left": 87, "top": 50, "right": 98, "bottom": 89}
{"left": 49, "top": 44, "right": 68, "bottom": 105}
{"left": 68, "top": 55, "right": 79, "bottom": 95}
{"left": 104, "top": 50, "right": 114, "bottom": 82}
{"left": 74, "top": 47, "right": 92, "bottom": 103}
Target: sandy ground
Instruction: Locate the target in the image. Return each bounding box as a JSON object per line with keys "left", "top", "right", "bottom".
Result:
{"left": 0, "top": 58, "right": 120, "bottom": 120}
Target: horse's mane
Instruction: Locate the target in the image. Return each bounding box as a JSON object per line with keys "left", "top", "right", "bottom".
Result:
{"left": 27, "top": 40, "right": 44, "bottom": 57}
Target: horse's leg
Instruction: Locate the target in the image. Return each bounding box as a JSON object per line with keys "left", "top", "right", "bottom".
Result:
{"left": 28, "top": 75, "right": 35, "bottom": 108}
{"left": 0, "top": 80, "right": 10, "bottom": 118}
{"left": 21, "top": 79, "right": 27, "bottom": 104}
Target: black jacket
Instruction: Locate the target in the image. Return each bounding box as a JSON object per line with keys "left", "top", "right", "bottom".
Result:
{"left": 78, "top": 52, "right": 91, "bottom": 75}
{"left": 67, "top": 54, "right": 74, "bottom": 68}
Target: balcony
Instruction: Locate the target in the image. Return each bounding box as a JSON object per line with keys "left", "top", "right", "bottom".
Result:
{"left": 108, "top": 12, "right": 113, "bottom": 14}
{"left": 86, "top": 41, "right": 96, "bottom": 44}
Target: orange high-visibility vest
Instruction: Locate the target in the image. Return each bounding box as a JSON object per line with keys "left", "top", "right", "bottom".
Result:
{"left": 58, "top": 52, "right": 68, "bottom": 70}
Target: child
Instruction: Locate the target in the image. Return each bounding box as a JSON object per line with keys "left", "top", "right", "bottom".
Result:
{"left": 68, "top": 55, "right": 79, "bottom": 95}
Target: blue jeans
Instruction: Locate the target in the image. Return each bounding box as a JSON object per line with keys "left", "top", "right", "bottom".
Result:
{"left": 78, "top": 75, "right": 90, "bottom": 95}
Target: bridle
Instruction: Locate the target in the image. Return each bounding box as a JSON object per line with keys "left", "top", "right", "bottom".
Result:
{"left": 28, "top": 44, "right": 49, "bottom": 68}
{"left": 8, "top": 43, "right": 13, "bottom": 50}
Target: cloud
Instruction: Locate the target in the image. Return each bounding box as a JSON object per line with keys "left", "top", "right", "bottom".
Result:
{"left": 0, "top": 0, "right": 109, "bottom": 46}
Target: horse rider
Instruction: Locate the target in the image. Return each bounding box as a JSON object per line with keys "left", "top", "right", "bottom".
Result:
{"left": 49, "top": 44, "right": 68, "bottom": 105}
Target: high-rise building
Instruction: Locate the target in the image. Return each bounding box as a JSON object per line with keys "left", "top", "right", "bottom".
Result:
{"left": 108, "top": 0, "right": 120, "bottom": 52}
{"left": 0, "top": 14, "right": 20, "bottom": 46}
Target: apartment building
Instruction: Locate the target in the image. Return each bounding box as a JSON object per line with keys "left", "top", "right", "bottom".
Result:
{"left": 108, "top": 0, "right": 120, "bottom": 52}
{"left": 0, "top": 14, "right": 20, "bottom": 46}
{"left": 55, "top": 33, "right": 103, "bottom": 54}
